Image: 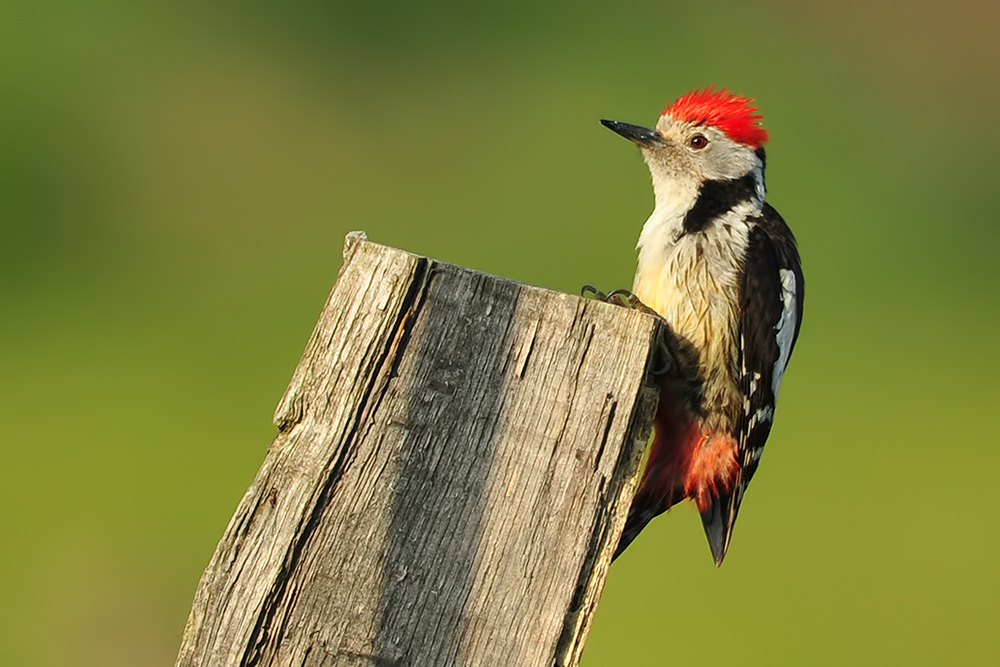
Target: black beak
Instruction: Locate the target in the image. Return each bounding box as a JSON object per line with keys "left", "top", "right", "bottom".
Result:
{"left": 699, "top": 489, "right": 741, "bottom": 567}
{"left": 601, "top": 119, "right": 667, "bottom": 147}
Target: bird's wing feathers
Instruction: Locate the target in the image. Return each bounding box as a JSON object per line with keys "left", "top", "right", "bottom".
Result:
{"left": 736, "top": 204, "right": 804, "bottom": 483}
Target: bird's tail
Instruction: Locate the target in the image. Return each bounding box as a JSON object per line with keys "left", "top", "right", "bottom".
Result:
{"left": 614, "top": 498, "right": 660, "bottom": 560}
{"left": 613, "top": 374, "right": 696, "bottom": 560}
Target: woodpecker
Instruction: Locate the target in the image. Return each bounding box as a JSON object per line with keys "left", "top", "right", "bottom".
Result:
{"left": 602, "top": 88, "right": 804, "bottom": 565}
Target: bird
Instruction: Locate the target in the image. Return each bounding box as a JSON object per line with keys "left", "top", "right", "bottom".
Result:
{"left": 600, "top": 87, "right": 804, "bottom": 565}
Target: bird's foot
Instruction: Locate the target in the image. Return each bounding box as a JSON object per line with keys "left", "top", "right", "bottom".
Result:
{"left": 581, "top": 286, "right": 677, "bottom": 376}
{"left": 582, "top": 285, "right": 658, "bottom": 316}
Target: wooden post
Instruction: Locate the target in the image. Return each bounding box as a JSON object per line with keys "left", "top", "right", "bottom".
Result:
{"left": 174, "top": 232, "right": 662, "bottom": 667}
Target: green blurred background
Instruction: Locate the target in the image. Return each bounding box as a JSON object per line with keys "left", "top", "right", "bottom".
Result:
{"left": 2, "top": 1, "right": 998, "bottom": 665}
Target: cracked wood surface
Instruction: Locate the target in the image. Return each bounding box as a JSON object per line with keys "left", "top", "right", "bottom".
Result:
{"left": 174, "top": 233, "right": 662, "bottom": 667}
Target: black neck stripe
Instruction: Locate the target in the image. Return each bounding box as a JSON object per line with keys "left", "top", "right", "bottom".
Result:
{"left": 683, "top": 173, "right": 758, "bottom": 234}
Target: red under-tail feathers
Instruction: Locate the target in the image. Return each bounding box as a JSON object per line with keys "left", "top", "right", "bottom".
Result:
{"left": 614, "top": 375, "right": 739, "bottom": 559}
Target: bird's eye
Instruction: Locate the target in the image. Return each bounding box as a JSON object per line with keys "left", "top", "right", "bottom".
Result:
{"left": 690, "top": 134, "right": 708, "bottom": 149}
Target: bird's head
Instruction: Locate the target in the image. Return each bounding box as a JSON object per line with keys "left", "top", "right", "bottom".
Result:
{"left": 602, "top": 87, "right": 769, "bottom": 205}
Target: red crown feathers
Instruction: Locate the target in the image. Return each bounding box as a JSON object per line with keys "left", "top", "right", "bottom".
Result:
{"left": 663, "top": 87, "right": 769, "bottom": 148}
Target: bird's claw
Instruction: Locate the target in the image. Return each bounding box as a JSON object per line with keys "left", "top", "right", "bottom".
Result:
{"left": 581, "top": 285, "right": 679, "bottom": 377}
{"left": 582, "top": 285, "right": 647, "bottom": 309}
{"left": 581, "top": 284, "right": 609, "bottom": 301}
{"left": 604, "top": 289, "right": 661, "bottom": 317}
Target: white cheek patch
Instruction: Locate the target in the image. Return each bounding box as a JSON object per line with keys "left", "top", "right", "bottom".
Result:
{"left": 772, "top": 269, "right": 798, "bottom": 398}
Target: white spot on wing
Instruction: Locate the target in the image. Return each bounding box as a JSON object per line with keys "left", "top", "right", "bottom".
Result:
{"left": 749, "top": 406, "right": 774, "bottom": 430}
{"left": 772, "top": 269, "right": 798, "bottom": 398}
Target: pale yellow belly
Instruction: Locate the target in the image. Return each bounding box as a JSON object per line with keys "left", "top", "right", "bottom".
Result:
{"left": 634, "top": 261, "right": 743, "bottom": 431}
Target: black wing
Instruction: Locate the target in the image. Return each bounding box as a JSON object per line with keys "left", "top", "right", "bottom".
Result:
{"left": 736, "top": 203, "right": 804, "bottom": 484}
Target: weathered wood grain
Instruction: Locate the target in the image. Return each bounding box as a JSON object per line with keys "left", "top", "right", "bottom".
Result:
{"left": 174, "top": 232, "right": 663, "bottom": 667}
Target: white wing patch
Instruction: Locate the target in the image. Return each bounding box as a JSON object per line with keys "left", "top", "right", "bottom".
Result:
{"left": 748, "top": 406, "right": 774, "bottom": 432}
{"left": 771, "top": 269, "right": 798, "bottom": 398}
